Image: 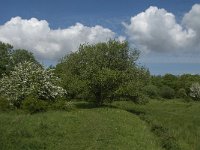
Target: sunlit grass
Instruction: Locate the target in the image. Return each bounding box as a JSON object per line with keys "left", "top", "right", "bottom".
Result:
{"left": 0, "top": 106, "right": 162, "bottom": 150}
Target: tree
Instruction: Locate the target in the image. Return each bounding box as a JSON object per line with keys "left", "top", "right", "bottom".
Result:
{"left": 10, "top": 49, "right": 38, "bottom": 65}
{"left": 0, "top": 42, "right": 39, "bottom": 77}
{"left": 162, "top": 74, "right": 178, "bottom": 90}
{"left": 0, "top": 61, "right": 66, "bottom": 108}
{"left": 0, "top": 42, "right": 13, "bottom": 77}
{"left": 56, "top": 40, "right": 149, "bottom": 105}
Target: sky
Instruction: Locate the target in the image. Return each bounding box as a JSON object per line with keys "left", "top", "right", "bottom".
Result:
{"left": 0, "top": 0, "right": 200, "bottom": 75}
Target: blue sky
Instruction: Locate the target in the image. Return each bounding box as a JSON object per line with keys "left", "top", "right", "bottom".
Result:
{"left": 0, "top": 0, "right": 200, "bottom": 75}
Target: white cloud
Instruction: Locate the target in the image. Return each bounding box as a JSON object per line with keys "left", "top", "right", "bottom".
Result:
{"left": 124, "top": 4, "right": 200, "bottom": 54}
{"left": 0, "top": 17, "right": 116, "bottom": 61}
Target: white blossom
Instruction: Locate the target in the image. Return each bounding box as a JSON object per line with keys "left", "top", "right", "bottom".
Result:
{"left": 0, "top": 61, "right": 66, "bottom": 106}
{"left": 190, "top": 82, "right": 200, "bottom": 100}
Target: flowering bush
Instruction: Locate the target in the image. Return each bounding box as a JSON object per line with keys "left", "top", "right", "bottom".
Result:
{"left": 0, "top": 61, "right": 66, "bottom": 107}
{"left": 190, "top": 82, "right": 200, "bottom": 100}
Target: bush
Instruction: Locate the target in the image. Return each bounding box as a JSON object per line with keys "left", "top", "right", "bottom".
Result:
{"left": 0, "top": 61, "right": 66, "bottom": 108}
{"left": 143, "top": 85, "right": 159, "bottom": 98}
{"left": 176, "top": 88, "right": 187, "bottom": 99}
{"left": 22, "top": 95, "right": 48, "bottom": 114}
{"left": 190, "top": 82, "right": 200, "bottom": 101}
{"left": 135, "top": 94, "right": 149, "bottom": 104}
{"left": 160, "top": 86, "right": 175, "bottom": 99}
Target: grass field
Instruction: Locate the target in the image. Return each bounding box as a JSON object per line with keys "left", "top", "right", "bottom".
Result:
{"left": 0, "top": 100, "right": 200, "bottom": 150}
{"left": 0, "top": 106, "right": 161, "bottom": 150}
{"left": 112, "top": 100, "right": 200, "bottom": 150}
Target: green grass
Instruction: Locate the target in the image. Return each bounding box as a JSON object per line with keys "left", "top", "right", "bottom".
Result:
{"left": 1, "top": 99, "right": 200, "bottom": 150}
{"left": 112, "top": 99, "right": 200, "bottom": 150}
{"left": 0, "top": 106, "right": 162, "bottom": 150}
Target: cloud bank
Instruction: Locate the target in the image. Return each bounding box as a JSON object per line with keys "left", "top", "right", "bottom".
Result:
{"left": 0, "top": 17, "right": 116, "bottom": 61}
{"left": 124, "top": 4, "right": 200, "bottom": 54}
{"left": 0, "top": 4, "right": 200, "bottom": 64}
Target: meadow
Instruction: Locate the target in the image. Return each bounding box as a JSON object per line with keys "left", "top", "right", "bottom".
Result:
{"left": 0, "top": 99, "right": 199, "bottom": 150}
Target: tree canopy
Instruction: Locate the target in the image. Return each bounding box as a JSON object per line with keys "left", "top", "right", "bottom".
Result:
{"left": 56, "top": 40, "right": 149, "bottom": 105}
{"left": 0, "top": 42, "right": 38, "bottom": 78}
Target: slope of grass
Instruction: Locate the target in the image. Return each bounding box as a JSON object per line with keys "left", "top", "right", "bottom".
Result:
{"left": 0, "top": 107, "right": 162, "bottom": 150}
{"left": 112, "top": 100, "right": 200, "bottom": 150}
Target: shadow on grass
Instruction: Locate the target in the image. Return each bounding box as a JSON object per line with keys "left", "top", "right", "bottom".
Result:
{"left": 74, "top": 102, "right": 98, "bottom": 109}
{"left": 74, "top": 101, "right": 118, "bottom": 110}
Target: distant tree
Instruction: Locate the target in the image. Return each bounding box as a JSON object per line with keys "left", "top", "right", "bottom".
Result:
{"left": 151, "top": 75, "right": 163, "bottom": 88}
{"left": 56, "top": 40, "right": 149, "bottom": 105}
{"left": 162, "top": 74, "right": 178, "bottom": 90}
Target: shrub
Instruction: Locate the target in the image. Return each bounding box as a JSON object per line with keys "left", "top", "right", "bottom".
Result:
{"left": 190, "top": 82, "right": 200, "bottom": 101}
{"left": 176, "top": 88, "right": 187, "bottom": 99}
{"left": 135, "top": 94, "right": 149, "bottom": 104}
{"left": 0, "top": 61, "right": 66, "bottom": 108}
{"left": 22, "top": 95, "right": 48, "bottom": 114}
{"left": 143, "top": 85, "right": 159, "bottom": 98}
{"left": 160, "top": 86, "right": 175, "bottom": 99}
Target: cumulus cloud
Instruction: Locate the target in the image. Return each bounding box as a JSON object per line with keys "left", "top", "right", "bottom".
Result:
{"left": 124, "top": 4, "right": 200, "bottom": 54}
{"left": 0, "top": 17, "right": 116, "bottom": 61}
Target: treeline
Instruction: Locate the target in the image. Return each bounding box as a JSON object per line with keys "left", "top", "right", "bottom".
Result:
{"left": 0, "top": 40, "right": 200, "bottom": 113}
{"left": 144, "top": 74, "right": 200, "bottom": 100}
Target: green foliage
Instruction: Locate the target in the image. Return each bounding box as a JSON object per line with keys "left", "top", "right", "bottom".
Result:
{"left": 57, "top": 72, "right": 90, "bottom": 99}
{"left": 160, "top": 86, "right": 175, "bottom": 99}
{"left": 56, "top": 40, "right": 149, "bottom": 105}
{"left": 22, "top": 95, "right": 48, "bottom": 114}
{"left": 0, "top": 42, "right": 12, "bottom": 77}
{"left": 162, "top": 74, "right": 178, "bottom": 90}
{"left": 136, "top": 94, "right": 149, "bottom": 104}
{"left": 0, "top": 42, "right": 38, "bottom": 78}
{"left": 10, "top": 49, "right": 38, "bottom": 65}
{"left": 143, "top": 85, "right": 159, "bottom": 98}
{"left": 151, "top": 74, "right": 200, "bottom": 99}
{"left": 177, "top": 88, "right": 187, "bottom": 99}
